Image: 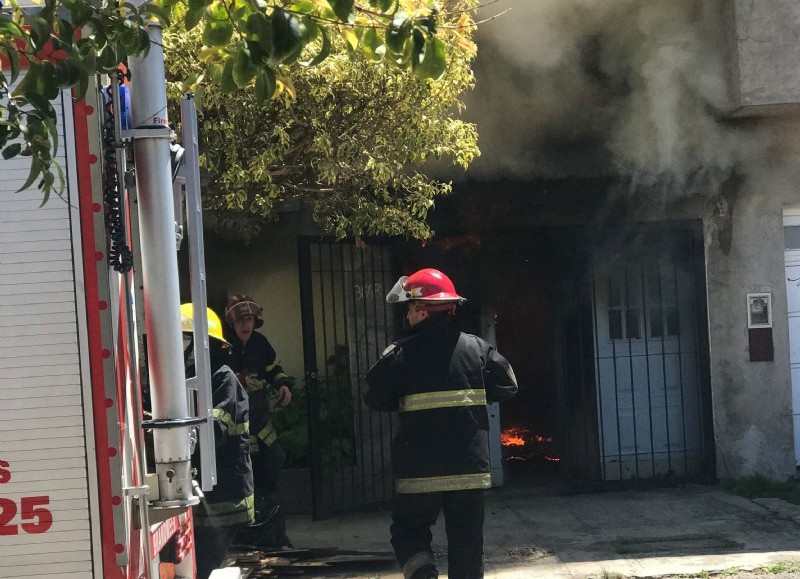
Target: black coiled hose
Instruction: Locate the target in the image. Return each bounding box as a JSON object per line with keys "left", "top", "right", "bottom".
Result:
{"left": 102, "top": 83, "right": 133, "bottom": 273}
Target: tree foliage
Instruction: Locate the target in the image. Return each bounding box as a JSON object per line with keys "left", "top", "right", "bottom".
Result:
{"left": 0, "top": 0, "right": 477, "bottom": 202}
{"left": 164, "top": 0, "right": 478, "bottom": 241}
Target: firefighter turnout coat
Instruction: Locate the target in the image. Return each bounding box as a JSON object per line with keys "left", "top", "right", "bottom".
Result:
{"left": 365, "top": 315, "right": 518, "bottom": 494}
{"left": 193, "top": 363, "right": 255, "bottom": 527}
{"left": 228, "top": 331, "right": 291, "bottom": 449}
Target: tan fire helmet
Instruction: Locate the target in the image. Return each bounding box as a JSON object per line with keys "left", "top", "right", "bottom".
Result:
{"left": 224, "top": 294, "right": 264, "bottom": 328}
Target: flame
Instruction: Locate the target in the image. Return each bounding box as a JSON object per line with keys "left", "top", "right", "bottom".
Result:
{"left": 501, "top": 427, "right": 557, "bottom": 451}
{"left": 501, "top": 426, "right": 561, "bottom": 464}
{"left": 503, "top": 434, "right": 526, "bottom": 446}
{"left": 501, "top": 427, "right": 529, "bottom": 447}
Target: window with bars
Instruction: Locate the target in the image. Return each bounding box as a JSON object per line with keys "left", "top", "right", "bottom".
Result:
{"left": 607, "top": 272, "right": 641, "bottom": 341}
{"left": 606, "top": 263, "right": 679, "bottom": 341}
{"left": 645, "top": 264, "right": 679, "bottom": 339}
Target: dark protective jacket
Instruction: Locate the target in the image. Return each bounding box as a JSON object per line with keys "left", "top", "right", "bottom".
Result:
{"left": 193, "top": 363, "right": 255, "bottom": 527}
{"left": 365, "top": 315, "right": 518, "bottom": 494}
{"left": 227, "top": 331, "right": 291, "bottom": 448}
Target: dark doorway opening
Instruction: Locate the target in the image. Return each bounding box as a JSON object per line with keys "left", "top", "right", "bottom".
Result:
{"left": 394, "top": 221, "right": 714, "bottom": 490}
{"left": 489, "top": 230, "right": 568, "bottom": 488}
{"left": 395, "top": 230, "right": 574, "bottom": 487}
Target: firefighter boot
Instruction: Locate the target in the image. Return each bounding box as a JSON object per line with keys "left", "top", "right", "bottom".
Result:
{"left": 260, "top": 507, "right": 293, "bottom": 548}
{"left": 233, "top": 499, "right": 293, "bottom": 549}
{"left": 251, "top": 495, "right": 280, "bottom": 527}
{"left": 410, "top": 564, "right": 438, "bottom": 579}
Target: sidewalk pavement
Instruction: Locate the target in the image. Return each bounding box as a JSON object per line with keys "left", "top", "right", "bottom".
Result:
{"left": 284, "top": 485, "right": 800, "bottom": 578}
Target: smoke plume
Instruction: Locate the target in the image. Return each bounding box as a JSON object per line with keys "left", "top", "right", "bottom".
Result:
{"left": 462, "top": 0, "right": 765, "bottom": 190}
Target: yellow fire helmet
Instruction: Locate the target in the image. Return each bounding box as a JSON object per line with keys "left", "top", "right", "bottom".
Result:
{"left": 180, "top": 303, "right": 230, "bottom": 347}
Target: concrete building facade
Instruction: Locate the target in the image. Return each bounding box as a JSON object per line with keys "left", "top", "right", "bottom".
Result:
{"left": 202, "top": 0, "right": 800, "bottom": 513}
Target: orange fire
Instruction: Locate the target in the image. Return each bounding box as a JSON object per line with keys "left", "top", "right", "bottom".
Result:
{"left": 501, "top": 427, "right": 529, "bottom": 447}
{"left": 501, "top": 428, "right": 556, "bottom": 448}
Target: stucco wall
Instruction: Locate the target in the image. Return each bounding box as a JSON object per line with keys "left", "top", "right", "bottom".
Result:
{"left": 197, "top": 186, "right": 800, "bottom": 481}
{"left": 203, "top": 212, "right": 319, "bottom": 383}
{"left": 703, "top": 187, "right": 795, "bottom": 480}
{"left": 726, "top": 0, "right": 800, "bottom": 112}
{"left": 191, "top": 0, "right": 800, "bottom": 482}
{"left": 526, "top": 176, "right": 800, "bottom": 480}
{"left": 698, "top": 116, "right": 800, "bottom": 479}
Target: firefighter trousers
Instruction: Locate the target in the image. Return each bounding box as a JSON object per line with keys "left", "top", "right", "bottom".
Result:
{"left": 390, "top": 488, "right": 485, "bottom": 579}
{"left": 251, "top": 438, "right": 286, "bottom": 496}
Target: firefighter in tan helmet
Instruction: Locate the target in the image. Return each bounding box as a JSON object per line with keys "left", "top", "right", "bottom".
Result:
{"left": 365, "top": 269, "right": 518, "bottom": 579}
{"left": 223, "top": 294, "right": 293, "bottom": 548}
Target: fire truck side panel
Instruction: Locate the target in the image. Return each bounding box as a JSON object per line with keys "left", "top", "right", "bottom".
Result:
{"left": 72, "top": 86, "right": 139, "bottom": 579}
{"left": 0, "top": 89, "right": 103, "bottom": 578}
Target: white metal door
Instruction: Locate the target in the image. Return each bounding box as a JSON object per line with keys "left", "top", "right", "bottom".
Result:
{"left": 592, "top": 254, "right": 703, "bottom": 480}
{"left": 783, "top": 244, "right": 800, "bottom": 468}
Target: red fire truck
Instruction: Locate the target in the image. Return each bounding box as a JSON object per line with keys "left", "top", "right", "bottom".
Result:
{"left": 1, "top": 18, "right": 221, "bottom": 579}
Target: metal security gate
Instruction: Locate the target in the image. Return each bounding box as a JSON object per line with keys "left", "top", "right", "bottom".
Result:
{"left": 298, "top": 238, "right": 399, "bottom": 519}
{"left": 556, "top": 224, "right": 715, "bottom": 485}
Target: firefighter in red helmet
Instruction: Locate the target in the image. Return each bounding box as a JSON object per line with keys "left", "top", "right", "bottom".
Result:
{"left": 223, "top": 294, "right": 293, "bottom": 548}
{"left": 366, "top": 268, "right": 518, "bottom": 579}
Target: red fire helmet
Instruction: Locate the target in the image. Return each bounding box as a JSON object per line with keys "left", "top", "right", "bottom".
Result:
{"left": 386, "top": 268, "right": 466, "bottom": 304}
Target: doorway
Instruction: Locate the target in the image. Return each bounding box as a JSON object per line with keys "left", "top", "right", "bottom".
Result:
{"left": 398, "top": 222, "right": 715, "bottom": 487}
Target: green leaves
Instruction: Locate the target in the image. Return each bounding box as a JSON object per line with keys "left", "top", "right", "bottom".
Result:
{"left": 327, "top": 0, "right": 355, "bottom": 24}
{"left": 97, "top": 44, "right": 119, "bottom": 72}
{"left": 142, "top": 3, "right": 171, "bottom": 26}
{"left": 413, "top": 36, "right": 446, "bottom": 79}
{"left": 2, "top": 0, "right": 476, "bottom": 205}
{"left": 163, "top": 0, "right": 479, "bottom": 244}
{"left": 362, "top": 27, "right": 385, "bottom": 62}
{"left": 29, "top": 16, "right": 52, "bottom": 52}
{"left": 268, "top": 8, "right": 305, "bottom": 65}
{"left": 301, "top": 27, "right": 331, "bottom": 67}
{"left": 382, "top": 11, "right": 447, "bottom": 78}
{"left": 54, "top": 19, "right": 75, "bottom": 46}
{"left": 62, "top": 0, "right": 94, "bottom": 27}
{"left": 232, "top": 45, "right": 258, "bottom": 87}
{"left": 370, "top": 0, "right": 395, "bottom": 11}
{"left": 386, "top": 13, "right": 411, "bottom": 58}
{"left": 178, "top": 0, "right": 459, "bottom": 98}
{"left": 0, "top": 81, "right": 65, "bottom": 199}
{"left": 254, "top": 67, "right": 276, "bottom": 100}
{"left": 2, "top": 144, "right": 22, "bottom": 160}
{"left": 12, "top": 62, "right": 59, "bottom": 100}
{"left": 0, "top": 0, "right": 160, "bottom": 199}
{"left": 185, "top": 0, "right": 209, "bottom": 31}
{"left": 220, "top": 57, "right": 237, "bottom": 92}
{"left": 203, "top": 3, "right": 233, "bottom": 46}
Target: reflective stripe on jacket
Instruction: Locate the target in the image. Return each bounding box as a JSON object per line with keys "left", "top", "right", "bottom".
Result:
{"left": 399, "top": 389, "right": 487, "bottom": 412}
{"left": 365, "top": 314, "right": 518, "bottom": 494}
{"left": 395, "top": 472, "right": 492, "bottom": 494}
{"left": 250, "top": 419, "right": 278, "bottom": 453}
{"left": 228, "top": 331, "right": 291, "bottom": 444}
{"left": 194, "top": 494, "right": 255, "bottom": 527}
{"left": 193, "top": 364, "right": 254, "bottom": 526}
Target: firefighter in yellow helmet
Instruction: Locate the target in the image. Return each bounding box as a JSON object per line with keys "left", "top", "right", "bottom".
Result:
{"left": 180, "top": 304, "right": 254, "bottom": 578}
{"left": 365, "top": 269, "right": 518, "bottom": 579}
